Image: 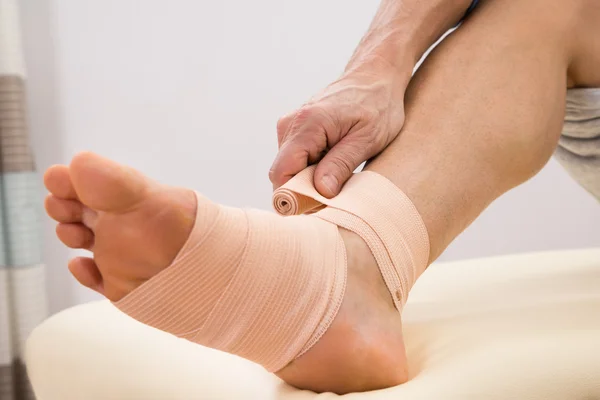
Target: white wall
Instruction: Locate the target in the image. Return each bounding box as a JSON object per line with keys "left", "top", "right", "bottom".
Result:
{"left": 20, "top": 0, "right": 600, "bottom": 314}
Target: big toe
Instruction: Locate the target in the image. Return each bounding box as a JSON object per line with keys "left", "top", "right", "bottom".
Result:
{"left": 69, "top": 151, "right": 153, "bottom": 212}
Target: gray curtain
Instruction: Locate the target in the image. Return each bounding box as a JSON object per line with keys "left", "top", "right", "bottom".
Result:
{"left": 0, "top": 0, "right": 47, "bottom": 398}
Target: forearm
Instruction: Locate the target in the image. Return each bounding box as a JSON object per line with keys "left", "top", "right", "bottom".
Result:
{"left": 345, "top": 0, "right": 472, "bottom": 75}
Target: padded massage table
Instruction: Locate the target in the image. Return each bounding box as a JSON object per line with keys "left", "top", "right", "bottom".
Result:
{"left": 26, "top": 248, "right": 600, "bottom": 399}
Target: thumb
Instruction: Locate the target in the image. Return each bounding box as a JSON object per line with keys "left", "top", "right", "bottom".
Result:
{"left": 314, "top": 137, "right": 368, "bottom": 198}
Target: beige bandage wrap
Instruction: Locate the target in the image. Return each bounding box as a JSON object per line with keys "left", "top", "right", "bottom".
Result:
{"left": 274, "top": 166, "right": 430, "bottom": 310}
{"left": 115, "top": 197, "right": 347, "bottom": 373}
{"left": 115, "top": 166, "right": 429, "bottom": 372}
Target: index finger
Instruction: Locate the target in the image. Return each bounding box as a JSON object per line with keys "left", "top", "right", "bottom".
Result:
{"left": 269, "top": 140, "right": 311, "bottom": 189}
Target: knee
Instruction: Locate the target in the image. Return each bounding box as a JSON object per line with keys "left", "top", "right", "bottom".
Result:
{"left": 468, "top": 0, "right": 585, "bottom": 46}
{"left": 567, "top": 0, "right": 600, "bottom": 87}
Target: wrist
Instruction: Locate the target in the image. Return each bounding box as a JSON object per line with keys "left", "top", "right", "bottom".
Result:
{"left": 342, "top": 55, "right": 412, "bottom": 103}
{"left": 346, "top": 0, "right": 473, "bottom": 73}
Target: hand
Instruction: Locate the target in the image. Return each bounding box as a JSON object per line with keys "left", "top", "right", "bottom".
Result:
{"left": 268, "top": 0, "right": 474, "bottom": 198}
{"left": 270, "top": 62, "right": 409, "bottom": 197}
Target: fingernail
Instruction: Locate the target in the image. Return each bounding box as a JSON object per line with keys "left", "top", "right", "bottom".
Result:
{"left": 321, "top": 175, "right": 339, "bottom": 195}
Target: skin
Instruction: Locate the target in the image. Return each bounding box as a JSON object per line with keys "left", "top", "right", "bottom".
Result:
{"left": 269, "top": 0, "right": 473, "bottom": 198}
{"left": 366, "top": 0, "right": 600, "bottom": 261}
{"left": 44, "top": 0, "right": 599, "bottom": 395}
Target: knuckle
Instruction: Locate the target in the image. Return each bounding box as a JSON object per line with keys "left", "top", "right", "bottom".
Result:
{"left": 295, "top": 104, "right": 333, "bottom": 128}
{"left": 277, "top": 114, "right": 293, "bottom": 136}
{"left": 278, "top": 106, "right": 318, "bottom": 144}
{"left": 268, "top": 167, "right": 279, "bottom": 184}
{"left": 276, "top": 116, "right": 294, "bottom": 146}
{"left": 285, "top": 108, "right": 331, "bottom": 154}
{"left": 301, "top": 130, "right": 328, "bottom": 159}
{"left": 295, "top": 104, "right": 318, "bottom": 121}
{"left": 300, "top": 104, "right": 343, "bottom": 144}
{"left": 268, "top": 157, "right": 286, "bottom": 184}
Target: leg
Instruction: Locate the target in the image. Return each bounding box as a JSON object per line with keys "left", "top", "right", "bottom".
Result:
{"left": 43, "top": 0, "right": 599, "bottom": 395}
{"left": 368, "top": 0, "right": 600, "bottom": 261}
{"left": 279, "top": 0, "right": 600, "bottom": 389}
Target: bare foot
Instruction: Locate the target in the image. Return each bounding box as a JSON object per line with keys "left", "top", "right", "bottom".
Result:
{"left": 44, "top": 152, "right": 407, "bottom": 394}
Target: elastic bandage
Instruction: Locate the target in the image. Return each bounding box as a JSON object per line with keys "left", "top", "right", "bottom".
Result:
{"left": 115, "top": 166, "right": 429, "bottom": 372}
{"left": 273, "top": 166, "right": 430, "bottom": 310}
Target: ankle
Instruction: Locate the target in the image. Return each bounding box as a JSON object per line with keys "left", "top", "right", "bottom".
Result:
{"left": 276, "top": 228, "right": 408, "bottom": 394}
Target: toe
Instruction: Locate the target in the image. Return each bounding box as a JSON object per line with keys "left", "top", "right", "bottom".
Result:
{"left": 45, "top": 195, "right": 84, "bottom": 223}
{"left": 56, "top": 223, "right": 95, "bottom": 249}
{"left": 69, "top": 151, "right": 153, "bottom": 212}
{"left": 44, "top": 165, "right": 78, "bottom": 200}
{"left": 81, "top": 207, "right": 99, "bottom": 231}
{"left": 68, "top": 257, "right": 104, "bottom": 295}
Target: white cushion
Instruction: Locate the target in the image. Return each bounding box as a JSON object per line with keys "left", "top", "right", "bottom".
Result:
{"left": 26, "top": 249, "right": 600, "bottom": 399}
